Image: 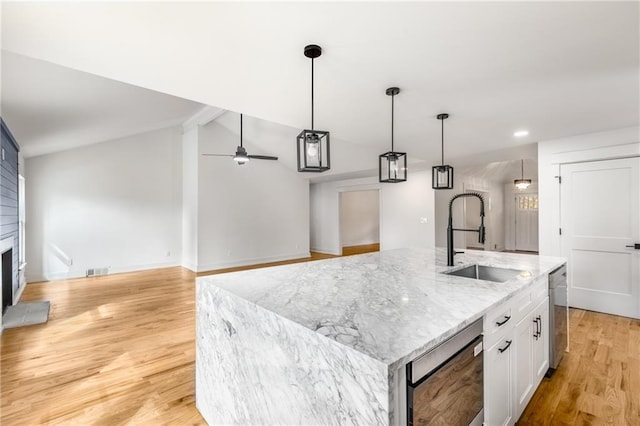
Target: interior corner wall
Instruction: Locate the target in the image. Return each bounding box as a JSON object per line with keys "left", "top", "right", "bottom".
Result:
{"left": 25, "top": 126, "right": 183, "bottom": 282}
{"left": 310, "top": 170, "right": 435, "bottom": 255}
{"left": 181, "top": 126, "right": 199, "bottom": 271}
{"left": 538, "top": 126, "right": 640, "bottom": 257}
{"left": 195, "top": 115, "right": 310, "bottom": 272}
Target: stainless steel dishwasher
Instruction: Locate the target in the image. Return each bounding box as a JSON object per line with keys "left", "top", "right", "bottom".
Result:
{"left": 406, "top": 318, "right": 483, "bottom": 426}
{"left": 547, "top": 264, "right": 568, "bottom": 376}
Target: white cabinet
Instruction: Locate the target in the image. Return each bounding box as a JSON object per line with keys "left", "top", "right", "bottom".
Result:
{"left": 514, "top": 313, "right": 534, "bottom": 417}
{"left": 485, "top": 328, "right": 515, "bottom": 426}
{"left": 513, "top": 281, "right": 549, "bottom": 419}
{"left": 532, "top": 297, "right": 550, "bottom": 384}
{"left": 484, "top": 275, "right": 549, "bottom": 425}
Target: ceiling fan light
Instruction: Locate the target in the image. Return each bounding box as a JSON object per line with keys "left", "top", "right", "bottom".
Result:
{"left": 233, "top": 146, "right": 250, "bottom": 164}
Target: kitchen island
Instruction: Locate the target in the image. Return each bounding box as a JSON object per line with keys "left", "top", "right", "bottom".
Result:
{"left": 195, "top": 248, "right": 565, "bottom": 425}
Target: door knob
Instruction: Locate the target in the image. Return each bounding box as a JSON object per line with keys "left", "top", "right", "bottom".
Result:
{"left": 625, "top": 243, "right": 640, "bottom": 249}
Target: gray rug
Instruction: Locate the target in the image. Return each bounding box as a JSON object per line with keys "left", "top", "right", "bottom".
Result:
{"left": 2, "top": 301, "right": 50, "bottom": 329}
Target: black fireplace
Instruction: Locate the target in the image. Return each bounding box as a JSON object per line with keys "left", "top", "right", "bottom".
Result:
{"left": 2, "top": 247, "right": 12, "bottom": 313}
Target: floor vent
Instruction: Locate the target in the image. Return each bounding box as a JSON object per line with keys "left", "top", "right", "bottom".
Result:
{"left": 86, "top": 267, "right": 109, "bottom": 277}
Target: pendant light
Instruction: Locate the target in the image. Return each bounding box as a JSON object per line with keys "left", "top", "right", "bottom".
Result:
{"left": 514, "top": 159, "right": 532, "bottom": 190}
{"left": 379, "top": 87, "right": 407, "bottom": 183}
{"left": 432, "top": 113, "right": 454, "bottom": 189}
{"left": 297, "top": 44, "right": 330, "bottom": 172}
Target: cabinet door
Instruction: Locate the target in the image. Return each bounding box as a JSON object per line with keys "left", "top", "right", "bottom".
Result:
{"left": 485, "top": 329, "right": 514, "bottom": 426}
{"left": 532, "top": 297, "right": 550, "bottom": 384}
{"left": 514, "top": 315, "right": 534, "bottom": 419}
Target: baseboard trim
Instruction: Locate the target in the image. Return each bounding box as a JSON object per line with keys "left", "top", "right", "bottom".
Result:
{"left": 26, "top": 260, "right": 182, "bottom": 283}
{"left": 197, "top": 252, "right": 311, "bottom": 273}
{"left": 310, "top": 247, "right": 341, "bottom": 256}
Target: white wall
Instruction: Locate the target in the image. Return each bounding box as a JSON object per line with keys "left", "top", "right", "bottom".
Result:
{"left": 310, "top": 170, "right": 435, "bottom": 255}
{"left": 434, "top": 173, "right": 506, "bottom": 252}
{"left": 195, "top": 114, "right": 310, "bottom": 271}
{"left": 340, "top": 190, "right": 379, "bottom": 247}
{"left": 538, "top": 126, "right": 640, "bottom": 256}
{"left": 25, "top": 127, "right": 183, "bottom": 282}
{"left": 181, "top": 126, "right": 199, "bottom": 271}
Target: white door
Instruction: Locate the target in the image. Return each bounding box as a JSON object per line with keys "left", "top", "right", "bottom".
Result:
{"left": 515, "top": 194, "right": 539, "bottom": 252}
{"left": 560, "top": 157, "right": 640, "bottom": 319}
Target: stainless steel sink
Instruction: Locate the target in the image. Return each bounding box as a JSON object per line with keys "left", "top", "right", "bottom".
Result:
{"left": 443, "top": 264, "right": 526, "bottom": 283}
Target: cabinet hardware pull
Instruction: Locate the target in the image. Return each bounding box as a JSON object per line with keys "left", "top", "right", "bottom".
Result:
{"left": 496, "top": 315, "right": 511, "bottom": 326}
{"left": 537, "top": 316, "right": 542, "bottom": 338}
{"left": 534, "top": 317, "right": 542, "bottom": 338}
{"left": 625, "top": 243, "right": 640, "bottom": 249}
{"left": 498, "top": 340, "right": 513, "bottom": 353}
{"left": 533, "top": 318, "right": 539, "bottom": 340}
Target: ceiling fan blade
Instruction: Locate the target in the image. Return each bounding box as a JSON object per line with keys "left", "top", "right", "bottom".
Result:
{"left": 248, "top": 155, "right": 278, "bottom": 161}
{"left": 202, "top": 154, "right": 234, "bottom": 157}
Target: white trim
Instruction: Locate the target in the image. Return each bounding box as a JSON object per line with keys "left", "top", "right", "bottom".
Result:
{"left": 181, "top": 261, "right": 198, "bottom": 273}
{"left": 310, "top": 247, "right": 341, "bottom": 256}
{"left": 182, "top": 106, "right": 226, "bottom": 132}
{"left": 197, "top": 252, "right": 311, "bottom": 273}
{"left": 26, "top": 261, "right": 182, "bottom": 283}
{"left": 551, "top": 142, "right": 640, "bottom": 165}
{"left": 13, "top": 282, "right": 26, "bottom": 305}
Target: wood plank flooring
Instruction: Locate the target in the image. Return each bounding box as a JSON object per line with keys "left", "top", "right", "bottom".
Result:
{"left": 2, "top": 256, "right": 638, "bottom": 425}
{"left": 518, "top": 308, "right": 640, "bottom": 425}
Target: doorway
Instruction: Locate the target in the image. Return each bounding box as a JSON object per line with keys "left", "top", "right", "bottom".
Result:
{"left": 339, "top": 190, "right": 380, "bottom": 256}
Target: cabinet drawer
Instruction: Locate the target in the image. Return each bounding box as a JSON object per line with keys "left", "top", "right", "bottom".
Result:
{"left": 484, "top": 302, "right": 513, "bottom": 348}
{"left": 531, "top": 276, "right": 548, "bottom": 304}
{"left": 512, "top": 289, "right": 533, "bottom": 324}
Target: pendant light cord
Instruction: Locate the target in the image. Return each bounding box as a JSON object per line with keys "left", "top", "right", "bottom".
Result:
{"left": 240, "top": 114, "right": 243, "bottom": 148}
{"left": 521, "top": 159, "right": 524, "bottom": 179}
{"left": 311, "top": 58, "right": 315, "bottom": 130}
{"left": 441, "top": 117, "right": 445, "bottom": 166}
{"left": 391, "top": 93, "right": 395, "bottom": 151}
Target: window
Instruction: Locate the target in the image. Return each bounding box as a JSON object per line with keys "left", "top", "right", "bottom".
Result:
{"left": 518, "top": 195, "right": 538, "bottom": 210}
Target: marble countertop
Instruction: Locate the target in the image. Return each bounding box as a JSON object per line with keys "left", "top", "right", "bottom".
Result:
{"left": 198, "top": 247, "right": 565, "bottom": 371}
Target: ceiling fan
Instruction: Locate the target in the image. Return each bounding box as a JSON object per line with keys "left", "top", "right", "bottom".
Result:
{"left": 202, "top": 114, "right": 278, "bottom": 165}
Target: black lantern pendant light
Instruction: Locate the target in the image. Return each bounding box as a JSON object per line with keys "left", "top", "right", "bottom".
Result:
{"left": 514, "top": 159, "right": 532, "bottom": 190}
{"left": 297, "top": 44, "right": 330, "bottom": 172}
{"left": 432, "top": 113, "right": 454, "bottom": 189}
{"left": 379, "top": 87, "right": 407, "bottom": 183}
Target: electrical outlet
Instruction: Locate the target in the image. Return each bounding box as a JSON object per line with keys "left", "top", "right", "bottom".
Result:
{"left": 166, "top": 251, "right": 171, "bottom": 257}
{"left": 419, "top": 217, "right": 428, "bottom": 224}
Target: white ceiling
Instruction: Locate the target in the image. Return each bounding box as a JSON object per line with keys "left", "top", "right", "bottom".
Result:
{"left": 1, "top": 2, "right": 638, "bottom": 175}
{"left": 1, "top": 52, "right": 203, "bottom": 158}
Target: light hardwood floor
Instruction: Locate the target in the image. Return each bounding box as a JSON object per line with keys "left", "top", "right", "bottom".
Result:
{"left": 2, "top": 252, "right": 638, "bottom": 425}
{"left": 518, "top": 308, "right": 640, "bottom": 425}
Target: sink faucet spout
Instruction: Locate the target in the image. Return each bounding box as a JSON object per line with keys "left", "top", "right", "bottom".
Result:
{"left": 447, "top": 192, "right": 486, "bottom": 266}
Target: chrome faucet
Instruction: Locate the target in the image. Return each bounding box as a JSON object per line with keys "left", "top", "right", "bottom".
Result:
{"left": 447, "top": 193, "right": 486, "bottom": 266}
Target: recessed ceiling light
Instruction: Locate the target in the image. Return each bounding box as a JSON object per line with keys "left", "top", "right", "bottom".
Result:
{"left": 514, "top": 130, "right": 529, "bottom": 137}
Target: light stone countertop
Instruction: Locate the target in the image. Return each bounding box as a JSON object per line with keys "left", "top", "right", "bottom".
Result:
{"left": 198, "top": 247, "right": 566, "bottom": 372}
